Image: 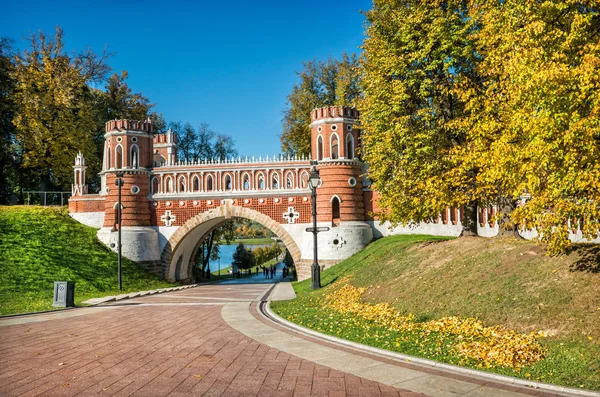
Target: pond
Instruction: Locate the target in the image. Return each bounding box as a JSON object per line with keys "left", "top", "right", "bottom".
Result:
{"left": 207, "top": 243, "right": 270, "bottom": 272}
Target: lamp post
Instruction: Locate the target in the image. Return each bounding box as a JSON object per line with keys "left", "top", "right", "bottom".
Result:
{"left": 115, "top": 171, "right": 125, "bottom": 290}
{"left": 307, "top": 167, "right": 321, "bottom": 290}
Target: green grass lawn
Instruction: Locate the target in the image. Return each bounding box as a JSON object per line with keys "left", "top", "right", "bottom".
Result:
{"left": 0, "top": 206, "right": 175, "bottom": 315}
{"left": 271, "top": 234, "right": 600, "bottom": 391}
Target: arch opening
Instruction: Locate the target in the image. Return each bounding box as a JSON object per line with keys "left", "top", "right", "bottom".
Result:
{"left": 330, "top": 133, "right": 339, "bottom": 160}
{"left": 161, "top": 205, "right": 302, "bottom": 283}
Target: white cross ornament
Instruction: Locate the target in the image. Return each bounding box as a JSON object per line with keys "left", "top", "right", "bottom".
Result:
{"left": 161, "top": 210, "right": 176, "bottom": 226}
{"left": 283, "top": 206, "right": 300, "bottom": 224}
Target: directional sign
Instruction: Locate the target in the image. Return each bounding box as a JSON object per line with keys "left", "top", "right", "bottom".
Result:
{"left": 305, "top": 226, "right": 330, "bottom": 233}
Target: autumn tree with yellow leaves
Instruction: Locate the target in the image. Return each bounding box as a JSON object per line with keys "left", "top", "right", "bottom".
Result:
{"left": 11, "top": 27, "right": 111, "bottom": 191}
{"left": 360, "top": 0, "right": 600, "bottom": 252}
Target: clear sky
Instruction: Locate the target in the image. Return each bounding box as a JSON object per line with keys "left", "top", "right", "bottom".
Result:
{"left": 2, "top": 0, "right": 371, "bottom": 157}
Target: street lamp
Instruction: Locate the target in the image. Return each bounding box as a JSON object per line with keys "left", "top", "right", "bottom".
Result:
{"left": 115, "top": 171, "right": 125, "bottom": 290}
{"left": 307, "top": 166, "right": 321, "bottom": 290}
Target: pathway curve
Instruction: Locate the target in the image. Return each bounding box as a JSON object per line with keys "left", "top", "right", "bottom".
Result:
{"left": 0, "top": 280, "right": 591, "bottom": 397}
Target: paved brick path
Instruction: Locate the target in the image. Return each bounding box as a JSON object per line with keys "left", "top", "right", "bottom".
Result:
{"left": 0, "top": 284, "right": 422, "bottom": 396}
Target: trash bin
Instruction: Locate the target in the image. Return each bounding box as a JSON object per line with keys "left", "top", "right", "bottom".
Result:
{"left": 53, "top": 281, "right": 75, "bottom": 307}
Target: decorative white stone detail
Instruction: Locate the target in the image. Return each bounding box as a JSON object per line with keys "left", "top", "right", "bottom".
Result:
{"left": 244, "top": 199, "right": 250, "bottom": 204}
{"left": 288, "top": 197, "right": 294, "bottom": 202}
{"left": 193, "top": 201, "right": 199, "bottom": 206}
{"left": 283, "top": 206, "right": 300, "bottom": 224}
{"left": 166, "top": 201, "right": 171, "bottom": 206}
{"left": 152, "top": 202, "right": 158, "bottom": 207}
{"left": 161, "top": 210, "right": 176, "bottom": 227}
{"left": 207, "top": 200, "right": 212, "bottom": 205}
{"left": 179, "top": 201, "right": 185, "bottom": 206}
{"left": 303, "top": 197, "right": 308, "bottom": 202}
{"left": 329, "top": 234, "right": 346, "bottom": 249}
{"left": 259, "top": 199, "right": 264, "bottom": 203}
{"left": 131, "top": 185, "right": 140, "bottom": 194}
{"left": 274, "top": 198, "right": 280, "bottom": 203}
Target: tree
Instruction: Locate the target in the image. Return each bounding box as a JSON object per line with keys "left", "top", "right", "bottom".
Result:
{"left": 11, "top": 27, "right": 110, "bottom": 191}
{"left": 177, "top": 122, "right": 197, "bottom": 161}
{"left": 281, "top": 54, "right": 361, "bottom": 157}
{"left": 175, "top": 122, "right": 237, "bottom": 162}
{"left": 196, "top": 220, "right": 235, "bottom": 278}
{"left": 89, "top": 70, "right": 156, "bottom": 191}
{"left": 454, "top": 0, "right": 600, "bottom": 252}
{"left": 0, "top": 38, "right": 16, "bottom": 203}
{"left": 232, "top": 243, "right": 255, "bottom": 271}
{"left": 98, "top": 71, "right": 153, "bottom": 121}
{"left": 359, "top": 0, "right": 480, "bottom": 235}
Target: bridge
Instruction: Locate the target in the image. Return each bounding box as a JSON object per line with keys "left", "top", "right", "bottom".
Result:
{"left": 69, "top": 107, "right": 465, "bottom": 282}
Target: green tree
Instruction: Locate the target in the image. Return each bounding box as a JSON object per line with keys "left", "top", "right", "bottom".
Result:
{"left": 281, "top": 54, "right": 361, "bottom": 157}
{"left": 0, "top": 38, "right": 16, "bottom": 203}
{"left": 11, "top": 27, "right": 110, "bottom": 191}
{"left": 359, "top": 0, "right": 479, "bottom": 234}
{"left": 232, "top": 243, "right": 256, "bottom": 271}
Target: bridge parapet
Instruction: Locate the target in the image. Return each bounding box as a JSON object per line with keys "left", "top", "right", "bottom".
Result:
{"left": 152, "top": 154, "right": 311, "bottom": 168}
{"left": 149, "top": 157, "right": 314, "bottom": 196}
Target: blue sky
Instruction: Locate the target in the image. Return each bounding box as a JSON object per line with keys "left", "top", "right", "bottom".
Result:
{"left": 2, "top": 0, "right": 371, "bottom": 157}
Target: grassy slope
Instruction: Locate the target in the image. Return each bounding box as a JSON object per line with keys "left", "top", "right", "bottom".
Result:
{"left": 0, "top": 206, "right": 174, "bottom": 315}
{"left": 272, "top": 234, "right": 600, "bottom": 390}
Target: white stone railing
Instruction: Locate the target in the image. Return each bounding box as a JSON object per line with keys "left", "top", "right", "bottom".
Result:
{"left": 153, "top": 154, "right": 311, "bottom": 168}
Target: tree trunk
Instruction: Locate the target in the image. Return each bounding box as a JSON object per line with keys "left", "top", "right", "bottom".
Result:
{"left": 40, "top": 172, "right": 51, "bottom": 205}
{"left": 202, "top": 230, "right": 215, "bottom": 279}
{"left": 494, "top": 198, "right": 522, "bottom": 238}
{"left": 460, "top": 202, "right": 478, "bottom": 237}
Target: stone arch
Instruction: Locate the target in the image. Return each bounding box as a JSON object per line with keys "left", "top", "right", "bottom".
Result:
{"left": 346, "top": 132, "right": 354, "bottom": 159}
{"left": 330, "top": 133, "right": 339, "bottom": 160}
{"left": 191, "top": 174, "right": 201, "bottom": 192}
{"left": 151, "top": 176, "right": 160, "bottom": 194}
{"left": 241, "top": 171, "right": 251, "bottom": 190}
{"left": 317, "top": 135, "right": 324, "bottom": 160}
{"left": 130, "top": 144, "right": 140, "bottom": 168}
{"left": 285, "top": 170, "right": 295, "bottom": 189}
{"left": 160, "top": 204, "right": 302, "bottom": 282}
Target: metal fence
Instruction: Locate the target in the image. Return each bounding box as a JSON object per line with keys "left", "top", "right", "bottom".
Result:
{"left": 23, "top": 191, "right": 71, "bottom": 206}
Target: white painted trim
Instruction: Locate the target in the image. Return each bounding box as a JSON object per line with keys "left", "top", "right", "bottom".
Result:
{"left": 330, "top": 194, "right": 343, "bottom": 203}
{"left": 309, "top": 118, "right": 360, "bottom": 128}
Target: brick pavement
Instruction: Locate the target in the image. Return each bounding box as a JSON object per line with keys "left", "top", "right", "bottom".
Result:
{"left": 0, "top": 284, "right": 423, "bottom": 396}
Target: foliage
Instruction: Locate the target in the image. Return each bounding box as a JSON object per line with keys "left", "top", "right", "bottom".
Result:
{"left": 360, "top": 1, "right": 600, "bottom": 251}
{"left": 283, "top": 248, "right": 294, "bottom": 268}
{"left": 232, "top": 243, "right": 256, "bottom": 270}
{"left": 272, "top": 234, "right": 600, "bottom": 389}
{"left": 326, "top": 278, "right": 545, "bottom": 369}
{"left": 281, "top": 53, "right": 361, "bottom": 156}
{"left": 0, "top": 38, "right": 16, "bottom": 203}
{"left": 234, "top": 219, "right": 274, "bottom": 239}
{"left": 359, "top": 0, "right": 479, "bottom": 233}
{"left": 252, "top": 241, "right": 282, "bottom": 266}
{"left": 0, "top": 206, "right": 174, "bottom": 314}
{"left": 10, "top": 27, "right": 110, "bottom": 191}
{"left": 452, "top": 0, "right": 600, "bottom": 252}
{"left": 174, "top": 121, "right": 238, "bottom": 162}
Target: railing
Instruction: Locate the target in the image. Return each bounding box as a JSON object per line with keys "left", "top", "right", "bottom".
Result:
{"left": 154, "top": 154, "right": 312, "bottom": 168}
{"left": 23, "top": 191, "right": 71, "bottom": 207}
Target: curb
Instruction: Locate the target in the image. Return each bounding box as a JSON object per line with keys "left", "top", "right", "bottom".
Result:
{"left": 261, "top": 301, "right": 600, "bottom": 397}
{"left": 82, "top": 284, "right": 198, "bottom": 306}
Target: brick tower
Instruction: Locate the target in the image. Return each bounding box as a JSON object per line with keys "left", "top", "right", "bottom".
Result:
{"left": 97, "top": 119, "right": 161, "bottom": 271}
{"left": 308, "top": 106, "right": 372, "bottom": 263}
{"left": 310, "top": 106, "right": 366, "bottom": 225}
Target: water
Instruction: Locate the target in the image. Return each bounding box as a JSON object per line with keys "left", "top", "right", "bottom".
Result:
{"left": 207, "top": 243, "right": 269, "bottom": 272}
